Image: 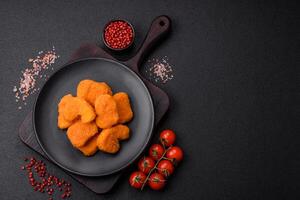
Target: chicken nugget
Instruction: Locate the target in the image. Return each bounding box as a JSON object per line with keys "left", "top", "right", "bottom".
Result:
{"left": 113, "top": 92, "right": 133, "bottom": 123}
{"left": 78, "top": 98, "right": 96, "bottom": 123}
{"left": 77, "top": 134, "right": 99, "bottom": 156}
{"left": 97, "top": 129, "right": 120, "bottom": 154}
{"left": 58, "top": 94, "right": 73, "bottom": 113}
{"left": 95, "top": 94, "right": 119, "bottom": 129}
{"left": 77, "top": 79, "right": 94, "bottom": 100}
{"left": 58, "top": 95, "right": 96, "bottom": 123}
{"left": 67, "top": 121, "right": 98, "bottom": 148}
{"left": 77, "top": 80, "right": 112, "bottom": 106}
{"left": 59, "top": 94, "right": 78, "bottom": 121}
{"left": 111, "top": 124, "right": 130, "bottom": 140}
{"left": 57, "top": 94, "right": 75, "bottom": 129}
{"left": 57, "top": 114, "right": 73, "bottom": 129}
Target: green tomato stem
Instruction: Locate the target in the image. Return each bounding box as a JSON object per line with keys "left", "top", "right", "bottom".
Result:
{"left": 140, "top": 146, "right": 171, "bottom": 190}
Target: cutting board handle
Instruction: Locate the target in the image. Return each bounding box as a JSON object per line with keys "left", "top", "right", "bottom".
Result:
{"left": 124, "top": 15, "right": 171, "bottom": 72}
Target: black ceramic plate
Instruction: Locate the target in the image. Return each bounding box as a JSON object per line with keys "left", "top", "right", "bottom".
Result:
{"left": 33, "top": 58, "right": 154, "bottom": 176}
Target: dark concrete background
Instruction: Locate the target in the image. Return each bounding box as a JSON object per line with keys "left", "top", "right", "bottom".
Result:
{"left": 0, "top": 0, "right": 298, "bottom": 199}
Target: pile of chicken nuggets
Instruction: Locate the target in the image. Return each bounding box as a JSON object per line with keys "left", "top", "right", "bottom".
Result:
{"left": 57, "top": 79, "right": 133, "bottom": 156}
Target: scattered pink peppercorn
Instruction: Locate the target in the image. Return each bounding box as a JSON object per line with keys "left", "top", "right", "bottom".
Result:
{"left": 21, "top": 156, "right": 72, "bottom": 199}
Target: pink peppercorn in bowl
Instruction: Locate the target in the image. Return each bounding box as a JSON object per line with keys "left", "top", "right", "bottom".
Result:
{"left": 102, "top": 19, "right": 135, "bottom": 51}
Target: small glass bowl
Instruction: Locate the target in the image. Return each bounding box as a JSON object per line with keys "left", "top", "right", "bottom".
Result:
{"left": 102, "top": 19, "right": 135, "bottom": 51}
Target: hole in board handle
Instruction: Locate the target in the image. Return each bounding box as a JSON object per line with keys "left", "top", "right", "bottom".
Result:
{"left": 159, "top": 21, "right": 165, "bottom": 26}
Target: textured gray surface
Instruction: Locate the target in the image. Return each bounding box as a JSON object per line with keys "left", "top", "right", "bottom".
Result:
{"left": 0, "top": 0, "right": 298, "bottom": 199}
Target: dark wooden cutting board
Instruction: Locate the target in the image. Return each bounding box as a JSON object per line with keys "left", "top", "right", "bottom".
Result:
{"left": 18, "top": 16, "right": 171, "bottom": 194}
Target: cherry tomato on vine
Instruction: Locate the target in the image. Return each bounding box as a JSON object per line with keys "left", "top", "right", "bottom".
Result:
{"left": 138, "top": 156, "right": 155, "bottom": 174}
{"left": 157, "top": 160, "right": 174, "bottom": 178}
{"left": 166, "top": 146, "right": 183, "bottom": 163}
{"left": 160, "top": 129, "right": 176, "bottom": 147}
{"left": 129, "top": 171, "right": 147, "bottom": 189}
{"left": 149, "top": 144, "right": 164, "bottom": 161}
{"left": 148, "top": 173, "right": 166, "bottom": 190}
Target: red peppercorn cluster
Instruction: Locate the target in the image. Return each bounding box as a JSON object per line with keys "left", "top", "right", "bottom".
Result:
{"left": 21, "top": 157, "right": 72, "bottom": 199}
{"left": 104, "top": 20, "right": 134, "bottom": 49}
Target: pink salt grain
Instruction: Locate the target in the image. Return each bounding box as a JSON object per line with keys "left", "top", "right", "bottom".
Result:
{"left": 13, "top": 47, "right": 59, "bottom": 109}
{"left": 145, "top": 56, "right": 174, "bottom": 84}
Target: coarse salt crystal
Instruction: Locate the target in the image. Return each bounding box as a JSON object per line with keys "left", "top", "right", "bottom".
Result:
{"left": 146, "top": 56, "right": 174, "bottom": 84}
{"left": 13, "top": 47, "right": 59, "bottom": 109}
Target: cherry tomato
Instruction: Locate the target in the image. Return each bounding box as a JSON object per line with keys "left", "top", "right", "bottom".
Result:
{"left": 148, "top": 173, "right": 166, "bottom": 190}
{"left": 149, "top": 144, "right": 164, "bottom": 161}
{"left": 157, "top": 160, "right": 174, "bottom": 178}
{"left": 138, "top": 156, "right": 155, "bottom": 174}
{"left": 129, "top": 171, "right": 147, "bottom": 189}
{"left": 160, "top": 129, "right": 176, "bottom": 147}
{"left": 166, "top": 146, "right": 183, "bottom": 163}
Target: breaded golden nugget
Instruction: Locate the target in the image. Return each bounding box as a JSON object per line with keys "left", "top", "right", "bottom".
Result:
{"left": 58, "top": 94, "right": 77, "bottom": 120}
{"left": 57, "top": 94, "right": 75, "bottom": 129}
{"left": 58, "top": 94, "right": 73, "bottom": 113}
{"left": 113, "top": 92, "right": 133, "bottom": 123}
{"left": 77, "top": 80, "right": 112, "bottom": 106}
{"left": 58, "top": 94, "right": 96, "bottom": 123}
{"left": 96, "top": 125, "right": 129, "bottom": 154}
{"left": 67, "top": 121, "right": 98, "bottom": 148}
{"left": 78, "top": 99, "right": 96, "bottom": 123}
{"left": 57, "top": 115, "right": 73, "bottom": 129}
{"left": 77, "top": 79, "right": 94, "bottom": 100}
{"left": 87, "top": 82, "right": 112, "bottom": 106}
{"left": 111, "top": 124, "right": 130, "bottom": 140}
{"left": 95, "top": 94, "right": 119, "bottom": 129}
{"left": 97, "top": 129, "right": 120, "bottom": 154}
{"left": 77, "top": 134, "right": 99, "bottom": 156}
